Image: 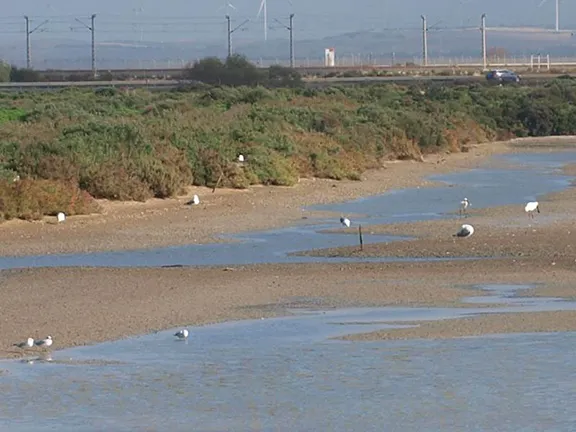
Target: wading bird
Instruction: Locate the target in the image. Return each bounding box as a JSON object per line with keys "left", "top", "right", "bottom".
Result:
{"left": 525, "top": 201, "right": 540, "bottom": 219}
{"left": 174, "top": 329, "right": 189, "bottom": 340}
{"left": 454, "top": 224, "right": 475, "bottom": 238}
{"left": 459, "top": 198, "right": 471, "bottom": 217}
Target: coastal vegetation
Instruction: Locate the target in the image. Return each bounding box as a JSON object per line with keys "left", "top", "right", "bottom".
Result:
{"left": 1, "top": 56, "right": 576, "bottom": 220}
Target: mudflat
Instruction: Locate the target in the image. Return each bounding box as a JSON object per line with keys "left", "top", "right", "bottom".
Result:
{"left": 3, "top": 137, "right": 576, "bottom": 358}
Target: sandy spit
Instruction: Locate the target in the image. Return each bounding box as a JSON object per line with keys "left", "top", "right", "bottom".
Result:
{"left": 340, "top": 311, "right": 576, "bottom": 342}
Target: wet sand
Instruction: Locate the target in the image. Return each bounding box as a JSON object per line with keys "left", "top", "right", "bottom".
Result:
{"left": 0, "top": 137, "right": 573, "bottom": 258}
{"left": 2, "top": 257, "right": 576, "bottom": 359}
{"left": 2, "top": 137, "right": 576, "bottom": 358}
{"left": 340, "top": 310, "right": 576, "bottom": 342}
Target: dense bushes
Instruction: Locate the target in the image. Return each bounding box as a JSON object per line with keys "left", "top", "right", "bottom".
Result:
{"left": 1, "top": 77, "right": 576, "bottom": 221}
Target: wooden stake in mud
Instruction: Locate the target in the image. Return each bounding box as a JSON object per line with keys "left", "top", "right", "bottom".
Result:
{"left": 359, "top": 224, "right": 364, "bottom": 251}
{"left": 212, "top": 171, "right": 224, "bottom": 194}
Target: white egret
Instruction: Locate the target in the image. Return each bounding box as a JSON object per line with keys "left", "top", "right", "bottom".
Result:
{"left": 57, "top": 212, "right": 66, "bottom": 223}
{"left": 525, "top": 201, "right": 540, "bottom": 219}
{"left": 35, "top": 336, "right": 53, "bottom": 347}
{"left": 340, "top": 216, "right": 351, "bottom": 228}
{"left": 14, "top": 337, "right": 34, "bottom": 348}
{"left": 454, "top": 224, "right": 475, "bottom": 238}
{"left": 174, "top": 329, "right": 189, "bottom": 340}
{"left": 459, "top": 198, "right": 471, "bottom": 217}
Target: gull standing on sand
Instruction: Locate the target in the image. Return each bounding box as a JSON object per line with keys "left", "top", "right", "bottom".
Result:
{"left": 14, "top": 337, "right": 34, "bottom": 348}
{"left": 340, "top": 216, "right": 351, "bottom": 228}
{"left": 35, "top": 336, "right": 53, "bottom": 347}
{"left": 525, "top": 201, "right": 540, "bottom": 219}
{"left": 57, "top": 212, "right": 66, "bottom": 223}
{"left": 454, "top": 224, "right": 475, "bottom": 238}
{"left": 174, "top": 329, "right": 189, "bottom": 340}
{"left": 187, "top": 195, "right": 200, "bottom": 206}
{"left": 459, "top": 198, "right": 471, "bottom": 217}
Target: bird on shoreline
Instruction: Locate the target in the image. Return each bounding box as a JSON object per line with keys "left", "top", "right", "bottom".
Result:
{"left": 14, "top": 337, "right": 34, "bottom": 349}
{"left": 35, "top": 336, "right": 53, "bottom": 348}
{"left": 525, "top": 201, "right": 540, "bottom": 219}
{"left": 174, "top": 329, "right": 189, "bottom": 340}
{"left": 187, "top": 195, "right": 200, "bottom": 206}
{"left": 454, "top": 224, "right": 475, "bottom": 238}
{"left": 459, "top": 198, "right": 471, "bottom": 217}
{"left": 340, "top": 216, "right": 351, "bottom": 228}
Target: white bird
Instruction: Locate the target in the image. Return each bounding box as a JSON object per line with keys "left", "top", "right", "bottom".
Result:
{"left": 459, "top": 198, "right": 471, "bottom": 217}
{"left": 57, "top": 212, "right": 66, "bottom": 223}
{"left": 174, "top": 329, "right": 189, "bottom": 339}
{"left": 340, "top": 216, "right": 351, "bottom": 228}
{"left": 14, "top": 337, "right": 34, "bottom": 348}
{"left": 454, "top": 224, "right": 475, "bottom": 238}
{"left": 187, "top": 194, "right": 200, "bottom": 206}
{"left": 525, "top": 201, "right": 540, "bottom": 219}
{"left": 35, "top": 336, "right": 53, "bottom": 347}
{"left": 238, "top": 154, "right": 245, "bottom": 163}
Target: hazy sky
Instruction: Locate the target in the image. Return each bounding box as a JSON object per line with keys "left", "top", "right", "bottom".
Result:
{"left": 2, "top": 0, "right": 574, "bottom": 44}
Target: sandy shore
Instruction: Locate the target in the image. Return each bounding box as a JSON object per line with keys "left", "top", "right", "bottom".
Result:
{"left": 2, "top": 257, "right": 576, "bottom": 359}
{"left": 0, "top": 137, "right": 573, "bottom": 258}
{"left": 2, "top": 137, "right": 576, "bottom": 358}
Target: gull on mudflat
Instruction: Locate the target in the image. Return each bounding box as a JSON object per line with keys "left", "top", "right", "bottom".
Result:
{"left": 454, "top": 224, "right": 475, "bottom": 238}
{"left": 35, "top": 336, "right": 53, "bottom": 347}
{"left": 186, "top": 194, "right": 200, "bottom": 206}
{"left": 174, "top": 329, "right": 189, "bottom": 340}
{"left": 525, "top": 201, "right": 540, "bottom": 219}
{"left": 340, "top": 216, "right": 351, "bottom": 228}
{"left": 459, "top": 198, "right": 471, "bottom": 217}
{"left": 14, "top": 337, "right": 34, "bottom": 348}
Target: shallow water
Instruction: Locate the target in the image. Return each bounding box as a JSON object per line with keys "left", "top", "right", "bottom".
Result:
{"left": 3, "top": 152, "right": 576, "bottom": 431}
{"left": 2, "top": 284, "right": 576, "bottom": 431}
{"left": 0, "top": 151, "right": 574, "bottom": 270}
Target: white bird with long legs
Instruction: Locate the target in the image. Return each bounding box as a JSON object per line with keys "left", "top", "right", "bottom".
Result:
{"left": 459, "top": 197, "right": 471, "bottom": 217}
{"left": 525, "top": 201, "right": 540, "bottom": 219}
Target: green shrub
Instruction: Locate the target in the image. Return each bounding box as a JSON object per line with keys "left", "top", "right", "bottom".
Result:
{"left": 0, "top": 71, "right": 575, "bottom": 220}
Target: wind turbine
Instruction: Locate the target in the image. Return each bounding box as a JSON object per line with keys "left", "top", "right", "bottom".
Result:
{"left": 257, "top": 0, "right": 268, "bottom": 41}
{"left": 218, "top": 0, "right": 237, "bottom": 15}
{"left": 538, "top": 0, "right": 560, "bottom": 32}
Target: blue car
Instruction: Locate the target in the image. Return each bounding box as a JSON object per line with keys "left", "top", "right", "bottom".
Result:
{"left": 486, "top": 69, "right": 521, "bottom": 83}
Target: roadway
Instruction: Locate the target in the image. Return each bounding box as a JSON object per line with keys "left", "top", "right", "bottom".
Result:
{"left": 0, "top": 73, "right": 569, "bottom": 92}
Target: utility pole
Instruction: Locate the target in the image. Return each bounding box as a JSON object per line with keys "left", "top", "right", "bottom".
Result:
{"left": 24, "top": 16, "right": 49, "bottom": 69}
{"left": 274, "top": 14, "right": 295, "bottom": 67}
{"left": 226, "top": 15, "right": 250, "bottom": 58}
{"left": 289, "top": 14, "right": 294, "bottom": 68}
{"left": 421, "top": 15, "right": 428, "bottom": 67}
{"left": 75, "top": 14, "right": 96, "bottom": 78}
{"left": 481, "top": 13, "right": 487, "bottom": 70}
